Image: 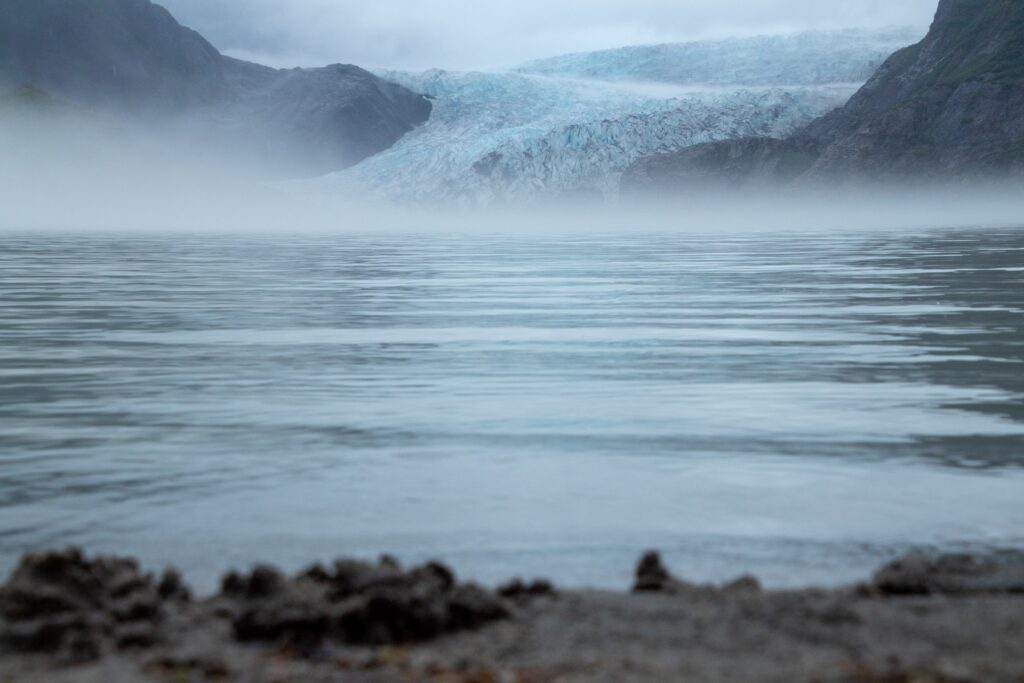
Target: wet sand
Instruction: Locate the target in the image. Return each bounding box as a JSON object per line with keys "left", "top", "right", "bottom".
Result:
{"left": 2, "top": 549, "right": 1023, "bottom": 682}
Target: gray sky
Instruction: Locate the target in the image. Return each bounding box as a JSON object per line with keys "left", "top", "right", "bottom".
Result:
{"left": 159, "top": 0, "right": 939, "bottom": 71}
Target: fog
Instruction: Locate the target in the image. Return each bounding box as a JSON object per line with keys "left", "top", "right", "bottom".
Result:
{"left": 157, "top": 0, "right": 938, "bottom": 70}
{"left": 1, "top": 82, "right": 1022, "bottom": 237}
{"left": 1, "top": 104, "right": 1022, "bottom": 238}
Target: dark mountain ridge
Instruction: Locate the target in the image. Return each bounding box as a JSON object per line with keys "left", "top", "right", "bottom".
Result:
{"left": 0, "top": 0, "right": 432, "bottom": 177}
{"left": 622, "top": 0, "right": 1024, "bottom": 193}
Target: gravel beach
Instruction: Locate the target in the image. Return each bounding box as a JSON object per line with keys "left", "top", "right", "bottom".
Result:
{"left": 2, "top": 549, "right": 1023, "bottom": 682}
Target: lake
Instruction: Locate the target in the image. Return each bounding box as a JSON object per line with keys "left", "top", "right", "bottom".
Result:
{"left": 2, "top": 229, "right": 1023, "bottom": 591}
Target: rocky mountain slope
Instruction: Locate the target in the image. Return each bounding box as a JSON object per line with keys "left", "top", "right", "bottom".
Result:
{"left": 0, "top": 0, "right": 432, "bottom": 177}
{"left": 622, "top": 0, "right": 1024, "bottom": 192}
{"left": 305, "top": 30, "right": 914, "bottom": 205}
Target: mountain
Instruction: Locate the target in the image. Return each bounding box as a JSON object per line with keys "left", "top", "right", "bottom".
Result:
{"left": 622, "top": 0, "right": 1024, "bottom": 192}
{"left": 0, "top": 0, "right": 432, "bottom": 177}
{"left": 304, "top": 30, "right": 915, "bottom": 205}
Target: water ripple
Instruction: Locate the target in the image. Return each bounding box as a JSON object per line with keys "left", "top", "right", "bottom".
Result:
{"left": 1, "top": 229, "right": 1022, "bottom": 588}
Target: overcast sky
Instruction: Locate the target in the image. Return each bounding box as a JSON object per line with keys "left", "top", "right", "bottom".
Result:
{"left": 159, "top": 0, "right": 938, "bottom": 71}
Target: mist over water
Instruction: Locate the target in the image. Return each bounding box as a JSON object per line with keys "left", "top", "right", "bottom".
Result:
{"left": 1, "top": 228, "right": 1023, "bottom": 590}
{"left": 5, "top": 75, "right": 1024, "bottom": 236}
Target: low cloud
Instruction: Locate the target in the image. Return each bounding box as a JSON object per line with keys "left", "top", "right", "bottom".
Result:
{"left": 159, "top": 0, "right": 939, "bottom": 70}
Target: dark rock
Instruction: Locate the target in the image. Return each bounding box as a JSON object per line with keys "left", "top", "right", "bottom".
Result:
{"left": 498, "top": 578, "right": 532, "bottom": 598}
{"left": 872, "top": 553, "right": 1024, "bottom": 596}
{"left": 1, "top": 612, "right": 96, "bottom": 654}
{"left": 110, "top": 594, "right": 162, "bottom": 623}
{"left": 220, "top": 565, "right": 285, "bottom": 600}
{"left": 413, "top": 562, "right": 457, "bottom": 593}
{"left": 337, "top": 591, "right": 449, "bottom": 644}
{"left": 234, "top": 599, "right": 331, "bottom": 645}
{"left": 220, "top": 571, "right": 245, "bottom": 596}
{"left": 157, "top": 568, "right": 190, "bottom": 602}
{"left": 632, "top": 552, "right": 767, "bottom": 595}
{"left": 497, "top": 578, "right": 557, "bottom": 602}
{"left": 447, "top": 585, "right": 510, "bottom": 629}
{"left": 299, "top": 563, "right": 332, "bottom": 584}
{"left": 634, "top": 551, "right": 674, "bottom": 593}
{"left": 0, "top": 548, "right": 172, "bottom": 659}
{"left": 247, "top": 566, "right": 286, "bottom": 599}
{"left": 221, "top": 558, "right": 508, "bottom": 648}
{"left": 327, "top": 559, "right": 401, "bottom": 602}
{"left": 379, "top": 555, "right": 402, "bottom": 571}
{"left": 333, "top": 582, "right": 508, "bottom": 645}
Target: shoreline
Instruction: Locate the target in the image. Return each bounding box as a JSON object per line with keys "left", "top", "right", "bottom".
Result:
{"left": 2, "top": 549, "right": 1023, "bottom": 682}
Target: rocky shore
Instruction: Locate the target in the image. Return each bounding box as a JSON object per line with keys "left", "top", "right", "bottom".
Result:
{"left": 2, "top": 549, "right": 1023, "bottom": 682}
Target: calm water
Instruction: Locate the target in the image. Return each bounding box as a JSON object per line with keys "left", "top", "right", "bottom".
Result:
{"left": 2, "top": 229, "right": 1023, "bottom": 591}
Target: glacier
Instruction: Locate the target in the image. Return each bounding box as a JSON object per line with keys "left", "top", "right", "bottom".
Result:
{"left": 515, "top": 27, "right": 922, "bottom": 86}
{"left": 304, "top": 28, "right": 922, "bottom": 205}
